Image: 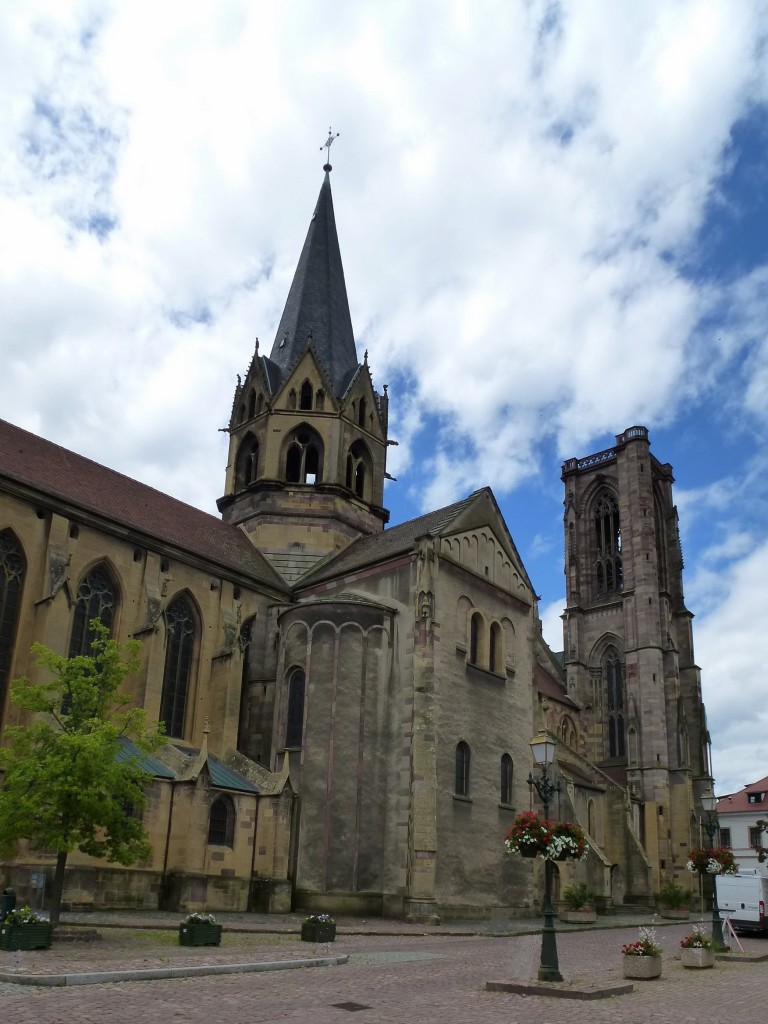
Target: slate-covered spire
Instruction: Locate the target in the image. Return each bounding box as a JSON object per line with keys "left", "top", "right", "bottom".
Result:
{"left": 268, "top": 169, "right": 359, "bottom": 397}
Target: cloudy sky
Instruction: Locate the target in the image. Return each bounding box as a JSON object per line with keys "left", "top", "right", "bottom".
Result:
{"left": 3, "top": 1, "right": 768, "bottom": 798}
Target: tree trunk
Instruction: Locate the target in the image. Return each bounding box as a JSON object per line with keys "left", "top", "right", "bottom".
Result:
{"left": 50, "top": 849, "right": 68, "bottom": 927}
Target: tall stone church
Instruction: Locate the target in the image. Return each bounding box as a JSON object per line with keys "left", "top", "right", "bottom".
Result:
{"left": 0, "top": 164, "right": 712, "bottom": 919}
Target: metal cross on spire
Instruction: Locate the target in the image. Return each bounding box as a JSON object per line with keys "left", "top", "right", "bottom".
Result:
{"left": 321, "top": 127, "right": 339, "bottom": 171}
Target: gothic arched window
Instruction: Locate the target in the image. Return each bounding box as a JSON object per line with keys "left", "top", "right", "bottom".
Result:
{"left": 594, "top": 492, "right": 622, "bottom": 596}
{"left": 300, "top": 380, "right": 313, "bottom": 410}
{"left": 247, "top": 389, "right": 256, "bottom": 419}
{"left": 455, "top": 741, "right": 471, "bottom": 796}
{"left": 500, "top": 753, "right": 513, "bottom": 805}
{"left": 208, "top": 795, "right": 235, "bottom": 846}
{"left": 68, "top": 565, "right": 117, "bottom": 657}
{"left": 285, "top": 668, "right": 305, "bottom": 747}
{"left": 160, "top": 596, "right": 196, "bottom": 738}
{"left": 0, "top": 531, "right": 25, "bottom": 725}
{"left": 236, "top": 435, "right": 259, "bottom": 489}
{"left": 358, "top": 396, "right": 367, "bottom": 427}
{"left": 345, "top": 440, "right": 371, "bottom": 500}
{"left": 605, "top": 647, "right": 625, "bottom": 759}
{"left": 284, "top": 427, "right": 323, "bottom": 484}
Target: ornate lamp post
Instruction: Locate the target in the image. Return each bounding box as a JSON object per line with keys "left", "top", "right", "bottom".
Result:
{"left": 527, "top": 731, "right": 562, "bottom": 983}
{"left": 701, "top": 788, "right": 726, "bottom": 952}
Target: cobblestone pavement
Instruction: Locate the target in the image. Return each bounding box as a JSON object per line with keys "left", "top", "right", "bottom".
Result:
{"left": 1, "top": 917, "right": 765, "bottom": 1023}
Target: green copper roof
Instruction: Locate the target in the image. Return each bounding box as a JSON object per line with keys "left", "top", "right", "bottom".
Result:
{"left": 116, "top": 737, "right": 176, "bottom": 780}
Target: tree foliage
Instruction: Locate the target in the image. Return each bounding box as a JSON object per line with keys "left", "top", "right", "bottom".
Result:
{"left": 0, "top": 621, "right": 164, "bottom": 920}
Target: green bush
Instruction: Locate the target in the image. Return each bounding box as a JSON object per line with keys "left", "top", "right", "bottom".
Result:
{"left": 659, "top": 881, "right": 689, "bottom": 909}
{"left": 562, "top": 882, "right": 593, "bottom": 910}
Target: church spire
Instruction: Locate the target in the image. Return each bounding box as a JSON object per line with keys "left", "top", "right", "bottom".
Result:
{"left": 268, "top": 166, "right": 358, "bottom": 397}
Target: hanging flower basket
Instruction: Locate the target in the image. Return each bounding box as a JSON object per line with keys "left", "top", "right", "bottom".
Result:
{"left": 504, "top": 812, "right": 551, "bottom": 858}
{"left": 685, "top": 847, "right": 738, "bottom": 875}
{"left": 545, "top": 821, "right": 588, "bottom": 861}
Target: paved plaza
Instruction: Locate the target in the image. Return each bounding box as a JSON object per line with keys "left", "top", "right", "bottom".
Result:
{"left": 0, "top": 913, "right": 765, "bottom": 1023}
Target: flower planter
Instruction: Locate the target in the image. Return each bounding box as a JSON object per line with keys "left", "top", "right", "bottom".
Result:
{"left": 518, "top": 847, "right": 539, "bottom": 858}
{"left": 301, "top": 921, "right": 336, "bottom": 943}
{"left": 659, "top": 907, "right": 689, "bottom": 920}
{"left": 178, "top": 922, "right": 223, "bottom": 947}
{"left": 681, "top": 947, "right": 715, "bottom": 969}
{"left": 622, "top": 954, "right": 662, "bottom": 979}
{"left": 0, "top": 922, "right": 53, "bottom": 951}
{"left": 559, "top": 909, "right": 597, "bottom": 924}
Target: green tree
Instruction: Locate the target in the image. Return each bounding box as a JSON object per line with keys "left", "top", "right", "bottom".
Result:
{"left": 0, "top": 621, "right": 164, "bottom": 926}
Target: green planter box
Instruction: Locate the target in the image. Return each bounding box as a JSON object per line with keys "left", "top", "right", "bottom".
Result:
{"left": 301, "top": 921, "right": 336, "bottom": 943}
{"left": 0, "top": 922, "right": 53, "bottom": 951}
{"left": 178, "top": 922, "right": 223, "bottom": 947}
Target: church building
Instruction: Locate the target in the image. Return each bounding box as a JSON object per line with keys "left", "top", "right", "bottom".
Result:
{"left": 0, "top": 162, "right": 712, "bottom": 919}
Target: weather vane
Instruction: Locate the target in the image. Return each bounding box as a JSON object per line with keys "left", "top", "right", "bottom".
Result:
{"left": 321, "top": 127, "right": 339, "bottom": 171}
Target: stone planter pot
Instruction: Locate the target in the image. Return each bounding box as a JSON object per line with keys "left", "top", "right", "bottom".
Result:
{"left": 518, "top": 847, "right": 539, "bottom": 858}
{"left": 301, "top": 921, "right": 336, "bottom": 943}
{"left": 559, "top": 909, "right": 597, "bottom": 924}
{"left": 622, "top": 954, "right": 662, "bottom": 979}
{"left": 0, "top": 922, "right": 52, "bottom": 951}
{"left": 659, "top": 907, "right": 689, "bottom": 920}
{"left": 681, "top": 947, "right": 715, "bottom": 969}
{"left": 178, "top": 922, "right": 223, "bottom": 946}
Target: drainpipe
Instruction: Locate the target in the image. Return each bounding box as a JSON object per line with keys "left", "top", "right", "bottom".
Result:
{"left": 247, "top": 793, "right": 261, "bottom": 912}
{"left": 160, "top": 780, "right": 177, "bottom": 910}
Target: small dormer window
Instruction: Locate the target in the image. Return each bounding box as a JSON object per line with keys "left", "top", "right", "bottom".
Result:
{"left": 748, "top": 792, "right": 765, "bottom": 803}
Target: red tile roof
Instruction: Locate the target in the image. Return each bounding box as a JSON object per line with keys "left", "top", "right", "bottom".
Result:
{"left": 717, "top": 775, "right": 768, "bottom": 814}
{"left": 0, "top": 417, "right": 288, "bottom": 594}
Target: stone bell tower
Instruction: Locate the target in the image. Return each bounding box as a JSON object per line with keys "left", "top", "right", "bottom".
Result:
{"left": 217, "top": 163, "right": 390, "bottom": 583}
{"left": 561, "top": 426, "right": 711, "bottom": 888}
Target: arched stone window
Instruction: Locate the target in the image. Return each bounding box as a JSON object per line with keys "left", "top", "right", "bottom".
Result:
{"left": 237, "top": 403, "right": 246, "bottom": 424}
{"left": 594, "top": 492, "right": 622, "bottom": 596}
{"left": 469, "top": 612, "right": 484, "bottom": 666}
{"left": 500, "top": 753, "right": 513, "bottom": 805}
{"left": 160, "top": 596, "right": 196, "bottom": 738}
{"left": 300, "top": 380, "right": 313, "bottom": 410}
{"left": 236, "top": 435, "right": 259, "bottom": 489}
{"left": 285, "top": 668, "right": 305, "bottom": 747}
{"left": 68, "top": 564, "right": 117, "bottom": 657}
{"left": 605, "top": 647, "right": 625, "bottom": 759}
{"left": 287, "top": 388, "right": 297, "bottom": 410}
{"left": 560, "top": 714, "right": 577, "bottom": 749}
{"left": 358, "top": 396, "right": 367, "bottom": 427}
{"left": 0, "top": 531, "right": 25, "bottom": 726}
{"left": 247, "top": 389, "right": 256, "bottom": 419}
{"left": 455, "top": 741, "right": 471, "bottom": 796}
{"left": 257, "top": 393, "right": 264, "bottom": 414}
{"left": 285, "top": 427, "right": 323, "bottom": 484}
{"left": 315, "top": 389, "right": 325, "bottom": 411}
{"left": 587, "top": 799, "right": 596, "bottom": 837}
{"left": 345, "top": 440, "right": 371, "bottom": 500}
{"left": 489, "top": 621, "right": 502, "bottom": 673}
{"left": 208, "top": 795, "right": 235, "bottom": 847}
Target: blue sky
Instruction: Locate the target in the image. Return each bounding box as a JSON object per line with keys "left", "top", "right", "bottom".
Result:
{"left": 2, "top": 1, "right": 768, "bottom": 797}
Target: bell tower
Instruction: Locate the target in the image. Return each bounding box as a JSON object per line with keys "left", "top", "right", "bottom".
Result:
{"left": 561, "top": 426, "right": 711, "bottom": 889}
{"left": 217, "top": 164, "right": 390, "bottom": 583}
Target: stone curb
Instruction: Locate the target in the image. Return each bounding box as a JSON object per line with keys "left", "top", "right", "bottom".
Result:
{"left": 486, "top": 979, "right": 634, "bottom": 1000}
{"left": 0, "top": 953, "right": 349, "bottom": 987}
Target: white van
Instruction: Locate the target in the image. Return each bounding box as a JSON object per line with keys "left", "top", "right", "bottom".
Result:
{"left": 716, "top": 872, "right": 768, "bottom": 934}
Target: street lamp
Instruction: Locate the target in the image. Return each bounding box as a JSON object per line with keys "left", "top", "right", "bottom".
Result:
{"left": 701, "top": 787, "right": 726, "bottom": 951}
{"left": 527, "top": 731, "right": 562, "bottom": 983}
